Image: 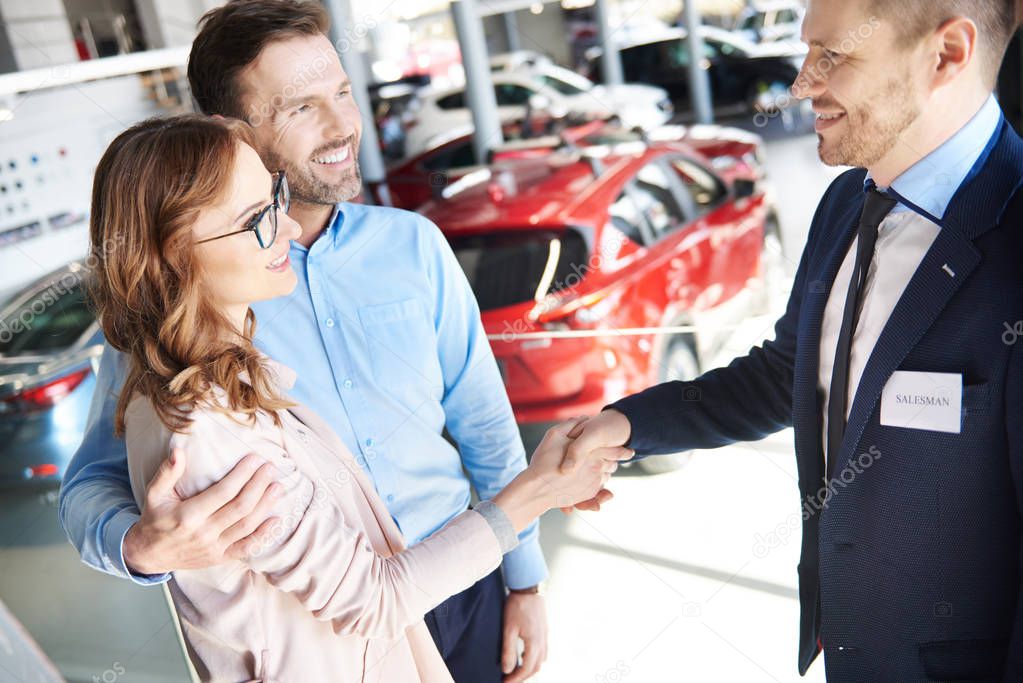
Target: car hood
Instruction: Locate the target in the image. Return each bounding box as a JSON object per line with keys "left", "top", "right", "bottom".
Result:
{"left": 566, "top": 84, "right": 668, "bottom": 114}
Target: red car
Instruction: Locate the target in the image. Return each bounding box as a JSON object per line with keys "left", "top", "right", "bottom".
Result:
{"left": 386, "top": 119, "right": 604, "bottom": 210}
{"left": 418, "top": 125, "right": 780, "bottom": 472}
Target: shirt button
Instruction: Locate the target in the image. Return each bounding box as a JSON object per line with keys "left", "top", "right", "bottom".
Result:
{"left": 386, "top": 494, "right": 394, "bottom": 503}
{"left": 365, "top": 438, "right": 374, "bottom": 448}
{"left": 324, "top": 318, "right": 335, "bottom": 328}
{"left": 343, "top": 379, "right": 353, "bottom": 389}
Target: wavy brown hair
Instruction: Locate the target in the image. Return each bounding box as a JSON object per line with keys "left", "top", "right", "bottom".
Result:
{"left": 89, "top": 114, "right": 293, "bottom": 436}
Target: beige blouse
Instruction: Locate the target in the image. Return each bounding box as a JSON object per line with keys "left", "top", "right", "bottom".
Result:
{"left": 124, "top": 360, "right": 507, "bottom": 683}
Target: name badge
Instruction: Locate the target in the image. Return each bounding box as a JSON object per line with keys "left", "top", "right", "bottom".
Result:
{"left": 880, "top": 371, "right": 962, "bottom": 434}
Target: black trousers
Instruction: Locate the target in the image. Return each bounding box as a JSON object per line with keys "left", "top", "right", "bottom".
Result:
{"left": 425, "top": 567, "right": 505, "bottom": 682}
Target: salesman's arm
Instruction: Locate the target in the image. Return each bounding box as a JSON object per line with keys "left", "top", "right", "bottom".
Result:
{"left": 58, "top": 344, "right": 283, "bottom": 583}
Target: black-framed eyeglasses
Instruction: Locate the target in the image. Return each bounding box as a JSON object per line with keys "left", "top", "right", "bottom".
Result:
{"left": 196, "top": 171, "right": 290, "bottom": 249}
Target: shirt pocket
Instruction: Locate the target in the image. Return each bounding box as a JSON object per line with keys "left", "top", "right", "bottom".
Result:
{"left": 358, "top": 298, "right": 444, "bottom": 408}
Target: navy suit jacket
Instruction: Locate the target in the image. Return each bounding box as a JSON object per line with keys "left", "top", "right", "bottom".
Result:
{"left": 612, "top": 119, "right": 1023, "bottom": 682}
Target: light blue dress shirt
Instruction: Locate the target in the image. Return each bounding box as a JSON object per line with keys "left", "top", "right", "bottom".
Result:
{"left": 865, "top": 94, "right": 1003, "bottom": 221}
{"left": 58, "top": 202, "right": 548, "bottom": 590}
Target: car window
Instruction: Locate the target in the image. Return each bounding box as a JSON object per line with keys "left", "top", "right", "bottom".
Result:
{"left": 539, "top": 74, "right": 586, "bottom": 96}
{"left": 669, "top": 158, "right": 728, "bottom": 216}
{"left": 447, "top": 228, "right": 590, "bottom": 311}
{"left": 608, "top": 190, "right": 649, "bottom": 246}
{"left": 494, "top": 83, "right": 535, "bottom": 106}
{"left": 436, "top": 91, "right": 466, "bottom": 109}
{"left": 619, "top": 44, "right": 660, "bottom": 81}
{"left": 739, "top": 12, "right": 766, "bottom": 30}
{"left": 0, "top": 280, "right": 94, "bottom": 356}
{"left": 421, "top": 141, "right": 477, "bottom": 172}
{"left": 631, "top": 162, "right": 686, "bottom": 240}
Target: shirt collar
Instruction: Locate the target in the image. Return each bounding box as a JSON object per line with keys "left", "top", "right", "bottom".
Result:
{"left": 286, "top": 203, "right": 345, "bottom": 254}
{"left": 864, "top": 94, "right": 1003, "bottom": 222}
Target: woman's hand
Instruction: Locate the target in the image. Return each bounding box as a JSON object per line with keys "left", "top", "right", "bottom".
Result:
{"left": 526, "top": 417, "right": 633, "bottom": 509}
{"left": 492, "top": 418, "right": 633, "bottom": 532}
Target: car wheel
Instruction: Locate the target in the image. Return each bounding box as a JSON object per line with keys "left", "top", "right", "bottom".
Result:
{"left": 756, "top": 213, "right": 786, "bottom": 314}
{"left": 637, "top": 336, "right": 700, "bottom": 475}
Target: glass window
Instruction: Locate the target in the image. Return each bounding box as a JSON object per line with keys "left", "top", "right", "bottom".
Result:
{"left": 739, "top": 12, "right": 766, "bottom": 30}
{"left": 448, "top": 229, "right": 590, "bottom": 311}
{"left": 435, "top": 91, "right": 466, "bottom": 109}
{"left": 0, "top": 280, "right": 94, "bottom": 356}
{"left": 777, "top": 9, "right": 798, "bottom": 23}
{"left": 494, "top": 83, "right": 535, "bottom": 106}
{"left": 607, "top": 191, "right": 648, "bottom": 245}
{"left": 421, "top": 142, "right": 477, "bottom": 172}
{"left": 620, "top": 44, "right": 659, "bottom": 81}
{"left": 670, "top": 158, "right": 727, "bottom": 214}
{"left": 631, "top": 163, "right": 686, "bottom": 239}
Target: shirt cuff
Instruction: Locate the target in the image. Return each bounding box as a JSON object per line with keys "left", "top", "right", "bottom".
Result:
{"left": 474, "top": 500, "right": 519, "bottom": 555}
{"left": 106, "top": 508, "right": 172, "bottom": 586}
{"left": 501, "top": 534, "right": 549, "bottom": 590}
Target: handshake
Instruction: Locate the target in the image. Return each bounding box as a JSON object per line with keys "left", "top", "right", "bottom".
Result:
{"left": 492, "top": 410, "right": 636, "bottom": 530}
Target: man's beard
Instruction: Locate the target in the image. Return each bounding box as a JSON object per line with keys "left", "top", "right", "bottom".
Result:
{"left": 264, "top": 138, "right": 363, "bottom": 205}
{"left": 817, "top": 76, "right": 921, "bottom": 169}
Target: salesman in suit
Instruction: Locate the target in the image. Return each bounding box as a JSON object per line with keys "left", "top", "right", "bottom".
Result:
{"left": 561, "top": 0, "right": 1023, "bottom": 680}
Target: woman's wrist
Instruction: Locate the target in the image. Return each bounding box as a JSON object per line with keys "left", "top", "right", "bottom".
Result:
{"left": 491, "top": 472, "right": 549, "bottom": 534}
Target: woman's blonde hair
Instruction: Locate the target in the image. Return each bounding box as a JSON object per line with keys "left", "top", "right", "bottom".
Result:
{"left": 89, "top": 114, "right": 293, "bottom": 436}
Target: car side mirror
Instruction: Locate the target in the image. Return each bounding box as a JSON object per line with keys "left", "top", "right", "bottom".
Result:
{"left": 733, "top": 178, "right": 756, "bottom": 199}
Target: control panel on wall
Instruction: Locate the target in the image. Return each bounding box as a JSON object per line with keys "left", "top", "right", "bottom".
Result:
{"left": 0, "top": 74, "right": 168, "bottom": 301}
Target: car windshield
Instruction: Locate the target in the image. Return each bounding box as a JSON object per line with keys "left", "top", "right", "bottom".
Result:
{"left": 448, "top": 228, "right": 590, "bottom": 311}
{"left": 537, "top": 68, "right": 592, "bottom": 96}
{"left": 0, "top": 279, "right": 94, "bottom": 356}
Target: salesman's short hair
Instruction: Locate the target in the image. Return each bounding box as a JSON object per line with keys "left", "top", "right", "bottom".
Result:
{"left": 869, "top": 0, "right": 1017, "bottom": 87}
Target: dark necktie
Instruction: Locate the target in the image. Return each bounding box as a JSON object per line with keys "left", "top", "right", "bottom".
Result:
{"left": 825, "top": 187, "right": 897, "bottom": 481}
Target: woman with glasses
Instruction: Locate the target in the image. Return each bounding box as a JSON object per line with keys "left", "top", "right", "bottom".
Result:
{"left": 88, "top": 115, "right": 624, "bottom": 682}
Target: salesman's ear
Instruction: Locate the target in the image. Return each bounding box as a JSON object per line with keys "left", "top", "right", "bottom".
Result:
{"left": 210, "top": 114, "right": 226, "bottom": 121}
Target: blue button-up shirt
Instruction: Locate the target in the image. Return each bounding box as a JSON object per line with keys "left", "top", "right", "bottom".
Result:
{"left": 59, "top": 202, "right": 547, "bottom": 590}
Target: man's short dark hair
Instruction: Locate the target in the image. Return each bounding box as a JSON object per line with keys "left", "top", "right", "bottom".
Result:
{"left": 869, "top": 0, "right": 1017, "bottom": 86}
{"left": 187, "top": 0, "right": 330, "bottom": 118}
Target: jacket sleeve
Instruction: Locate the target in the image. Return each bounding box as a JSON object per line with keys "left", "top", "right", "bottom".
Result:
{"left": 610, "top": 172, "right": 849, "bottom": 456}
{"left": 170, "top": 411, "right": 505, "bottom": 641}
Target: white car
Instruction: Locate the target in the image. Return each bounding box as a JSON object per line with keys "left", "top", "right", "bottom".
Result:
{"left": 404, "top": 66, "right": 673, "bottom": 159}
{"left": 734, "top": 1, "right": 805, "bottom": 45}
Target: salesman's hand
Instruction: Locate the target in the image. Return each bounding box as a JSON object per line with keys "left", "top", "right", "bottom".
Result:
{"left": 525, "top": 418, "right": 633, "bottom": 510}
{"left": 122, "top": 447, "right": 284, "bottom": 575}
{"left": 558, "top": 410, "right": 633, "bottom": 513}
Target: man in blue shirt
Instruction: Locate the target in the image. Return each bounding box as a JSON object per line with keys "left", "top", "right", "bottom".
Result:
{"left": 58, "top": 2, "right": 554, "bottom": 680}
